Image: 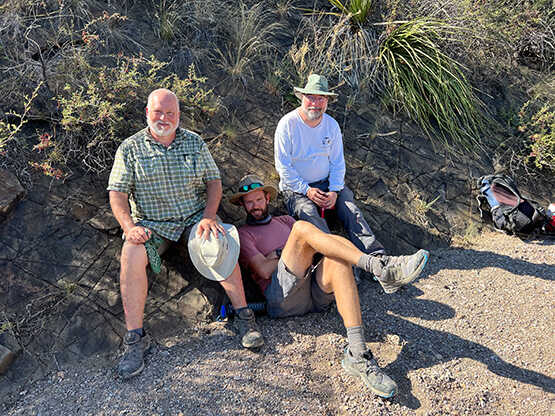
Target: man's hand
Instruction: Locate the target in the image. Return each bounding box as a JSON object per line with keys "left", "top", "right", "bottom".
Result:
{"left": 306, "top": 187, "right": 328, "bottom": 207}
{"left": 324, "top": 191, "right": 337, "bottom": 209}
{"left": 196, "top": 217, "right": 225, "bottom": 240}
{"left": 125, "top": 225, "right": 152, "bottom": 244}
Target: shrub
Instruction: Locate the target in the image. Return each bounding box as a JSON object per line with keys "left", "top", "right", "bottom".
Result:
{"left": 518, "top": 77, "right": 554, "bottom": 172}
{"left": 290, "top": 6, "right": 486, "bottom": 153}
{"left": 52, "top": 54, "right": 219, "bottom": 174}
{"left": 378, "top": 19, "right": 486, "bottom": 153}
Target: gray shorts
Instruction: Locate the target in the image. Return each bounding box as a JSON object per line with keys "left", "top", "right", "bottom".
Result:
{"left": 264, "top": 254, "right": 335, "bottom": 318}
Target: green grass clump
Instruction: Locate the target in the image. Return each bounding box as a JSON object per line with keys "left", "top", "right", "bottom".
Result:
{"left": 213, "top": 1, "right": 282, "bottom": 85}
{"left": 378, "top": 19, "right": 485, "bottom": 153}
{"left": 327, "top": 0, "right": 373, "bottom": 28}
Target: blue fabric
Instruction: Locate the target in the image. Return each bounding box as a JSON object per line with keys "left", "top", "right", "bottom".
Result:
{"left": 284, "top": 180, "right": 385, "bottom": 255}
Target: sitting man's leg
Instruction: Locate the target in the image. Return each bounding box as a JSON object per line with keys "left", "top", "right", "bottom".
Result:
{"left": 118, "top": 241, "right": 152, "bottom": 379}
{"left": 281, "top": 223, "right": 398, "bottom": 397}
{"left": 183, "top": 223, "right": 264, "bottom": 349}
{"left": 219, "top": 264, "right": 264, "bottom": 349}
{"left": 315, "top": 256, "right": 397, "bottom": 398}
{"left": 283, "top": 190, "right": 330, "bottom": 233}
{"left": 335, "top": 185, "right": 385, "bottom": 255}
{"left": 284, "top": 221, "right": 429, "bottom": 294}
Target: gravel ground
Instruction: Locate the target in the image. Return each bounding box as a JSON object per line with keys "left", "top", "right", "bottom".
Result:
{"left": 3, "top": 231, "right": 554, "bottom": 415}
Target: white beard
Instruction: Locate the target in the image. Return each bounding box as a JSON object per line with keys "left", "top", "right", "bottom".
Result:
{"left": 305, "top": 109, "right": 323, "bottom": 121}
{"left": 147, "top": 118, "right": 177, "bottom": 137}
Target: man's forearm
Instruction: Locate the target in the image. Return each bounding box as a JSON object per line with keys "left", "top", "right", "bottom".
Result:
{"left": 109, "top": 191, "right": 136, "bottom": 235}
{"left": 250, "top": 252, "right": 280, "bottom": 280}
{"left": 203, "top": 179, "right": 222, "bottom": 219}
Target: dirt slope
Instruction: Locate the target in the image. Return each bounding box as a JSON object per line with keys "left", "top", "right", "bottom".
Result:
{"left": 3, "top": 231, "right": 554, "bottom": 416}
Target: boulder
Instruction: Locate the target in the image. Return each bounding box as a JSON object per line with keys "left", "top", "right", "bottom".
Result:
{"left": 0, "top": 344, "right": 15, "bottom": 374}
{"left": 0, "top": 169, "right": 24, "bottom": 219}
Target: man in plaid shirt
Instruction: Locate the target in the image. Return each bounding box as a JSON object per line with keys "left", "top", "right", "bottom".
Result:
{"left": 108, "top": 89, "right": 263, "bottom": 380}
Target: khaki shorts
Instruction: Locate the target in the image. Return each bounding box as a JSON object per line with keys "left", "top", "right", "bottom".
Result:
{"left": 264, "top": 254, "right": 335, "bottom": 318}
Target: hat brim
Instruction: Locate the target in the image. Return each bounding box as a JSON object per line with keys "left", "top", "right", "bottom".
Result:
{"left": 229, "top": 185, "right": 277, "bottom": 206}
{"left": 187, "top": 222, "right": 240, "bottom": 281}
{"left": 294, "top": 86, "right": 338, "bottom": 100}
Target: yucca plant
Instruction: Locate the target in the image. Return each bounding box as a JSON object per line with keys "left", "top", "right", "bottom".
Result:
{"left": 378, "top": 19, "right": 485, "bottom": 152}
{"left": 327, "top": 0, "right": 372, "bottom": 29}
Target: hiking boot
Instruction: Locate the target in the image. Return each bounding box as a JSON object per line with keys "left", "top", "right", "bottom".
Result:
{"left": 234, "top": 308, "right": 264, "bottom": 349}
{"left": 117, "top": 331, "right": 152, "bottom": 380}
{"left": 375, "top": 249, "right": 429, "bottom": 294}
{"left": 341, "top": 348, "right": 397, "bottom": 399}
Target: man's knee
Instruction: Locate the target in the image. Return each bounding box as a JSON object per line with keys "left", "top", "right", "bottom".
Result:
{"left": 291, "top": 195, "right": 319, "bottom": 216}
{"left": 337, "top": 185, "right": 355, "bottom": 203}
{"left": 290, "top": 220, "right": 316, "bottom": 239}
{"left": 322, "top": 257, "right": 353, "bottom": 280}
{"left": 120, "top": 242, "right": 148, "bottom": 271}
{"left": 319, "top": 257, "right": 353, "bottom": 291}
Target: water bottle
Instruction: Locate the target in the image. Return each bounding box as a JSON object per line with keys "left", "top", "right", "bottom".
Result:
{"left": 219, "top": 302, "right": 267, "bottom": 320}
{"left": 480, "top": 179, "right": 500, "bottom": 209}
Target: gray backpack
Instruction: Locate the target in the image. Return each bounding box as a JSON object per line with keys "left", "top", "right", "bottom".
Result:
{"left": 476, "top": 174, "right": 548, "bottom": 235}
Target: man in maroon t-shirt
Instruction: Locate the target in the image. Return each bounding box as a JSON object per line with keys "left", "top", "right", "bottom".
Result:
{"left": 230, "top": 175, "right": 430, "bottom": 399}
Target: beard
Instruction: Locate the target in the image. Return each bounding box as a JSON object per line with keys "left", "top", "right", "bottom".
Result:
{"left": 147, "top": 118, "right": 178, "bottom": 137}
{"left": 246, "top": 205, "right": 269, "bottom": 222}
{"left": 301, "top": 106, "right": 325, "bottom": 121}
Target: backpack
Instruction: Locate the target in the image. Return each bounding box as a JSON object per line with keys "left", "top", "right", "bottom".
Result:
{"left": 476, "top": 174, "right": 548, "bottom": 235}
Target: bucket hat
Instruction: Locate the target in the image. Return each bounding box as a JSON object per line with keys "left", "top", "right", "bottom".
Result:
{"left": 229, "top": 174, "right": 277, "bottom": 206}
{"left": 294, "top": 74, "right": 338, "bottom": 100}
{"left": 188, "top": 222, "right": 240, "bottom": 281}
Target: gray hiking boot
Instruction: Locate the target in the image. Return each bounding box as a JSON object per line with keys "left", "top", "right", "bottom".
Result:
{"left": 117, "top": 331, "right": 152, "bottom": 380}
{"left": 234, "top": 308, "right": 264, "bottom": 349}
{"left": 375, "top": 249, "right": 429, "bottom": 294}
{"left": 341, "top": 348, "right": 397, "bottom": 398}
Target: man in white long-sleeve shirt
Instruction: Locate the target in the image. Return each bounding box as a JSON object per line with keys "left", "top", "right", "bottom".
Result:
{"left": 274, "top": 74, "right": 428, "bottom": 292}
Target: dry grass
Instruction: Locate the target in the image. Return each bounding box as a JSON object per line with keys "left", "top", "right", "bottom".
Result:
{"left": 212, "top": 1, "right": 283, "bottom": 86}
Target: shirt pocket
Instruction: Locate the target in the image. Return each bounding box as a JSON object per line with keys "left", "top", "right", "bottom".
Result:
{"left": 136, "top": 152, "right": 166, "bottom": 189}
{"left": 175, "top": 150, "right": 204, "bottom": 196}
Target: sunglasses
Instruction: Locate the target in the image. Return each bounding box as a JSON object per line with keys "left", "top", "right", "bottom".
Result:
{"left": 238, "top": 183, "right": 263, "bottom": 193}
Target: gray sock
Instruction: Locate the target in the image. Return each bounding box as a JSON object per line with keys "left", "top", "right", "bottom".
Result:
{"left": 346, "top": 326, "right": 366, "bottom": 358}
{"left": 357, "top": 254, "right": 385, "bottom": 278}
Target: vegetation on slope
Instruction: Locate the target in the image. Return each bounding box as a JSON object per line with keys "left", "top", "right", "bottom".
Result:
{"left": 0, "top": 0, "right": 553, "bottom": 187}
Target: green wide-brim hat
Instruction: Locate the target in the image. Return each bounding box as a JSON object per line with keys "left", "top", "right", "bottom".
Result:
{"left": 294, "top": 74, "right": 338, "bottom": 100}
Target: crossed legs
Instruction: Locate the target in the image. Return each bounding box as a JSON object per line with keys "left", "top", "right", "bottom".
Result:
{"left": 280, "top": 220, "right": 365, "bottom": 327}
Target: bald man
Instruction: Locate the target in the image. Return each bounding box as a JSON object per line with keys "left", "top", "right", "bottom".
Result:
{"left": 108, "top": 89, "right": 263, "bottom": 380}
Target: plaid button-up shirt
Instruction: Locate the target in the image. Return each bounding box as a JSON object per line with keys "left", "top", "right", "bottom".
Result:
{"left": 107, "top": 127, "right": 221, "bottom": 241}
